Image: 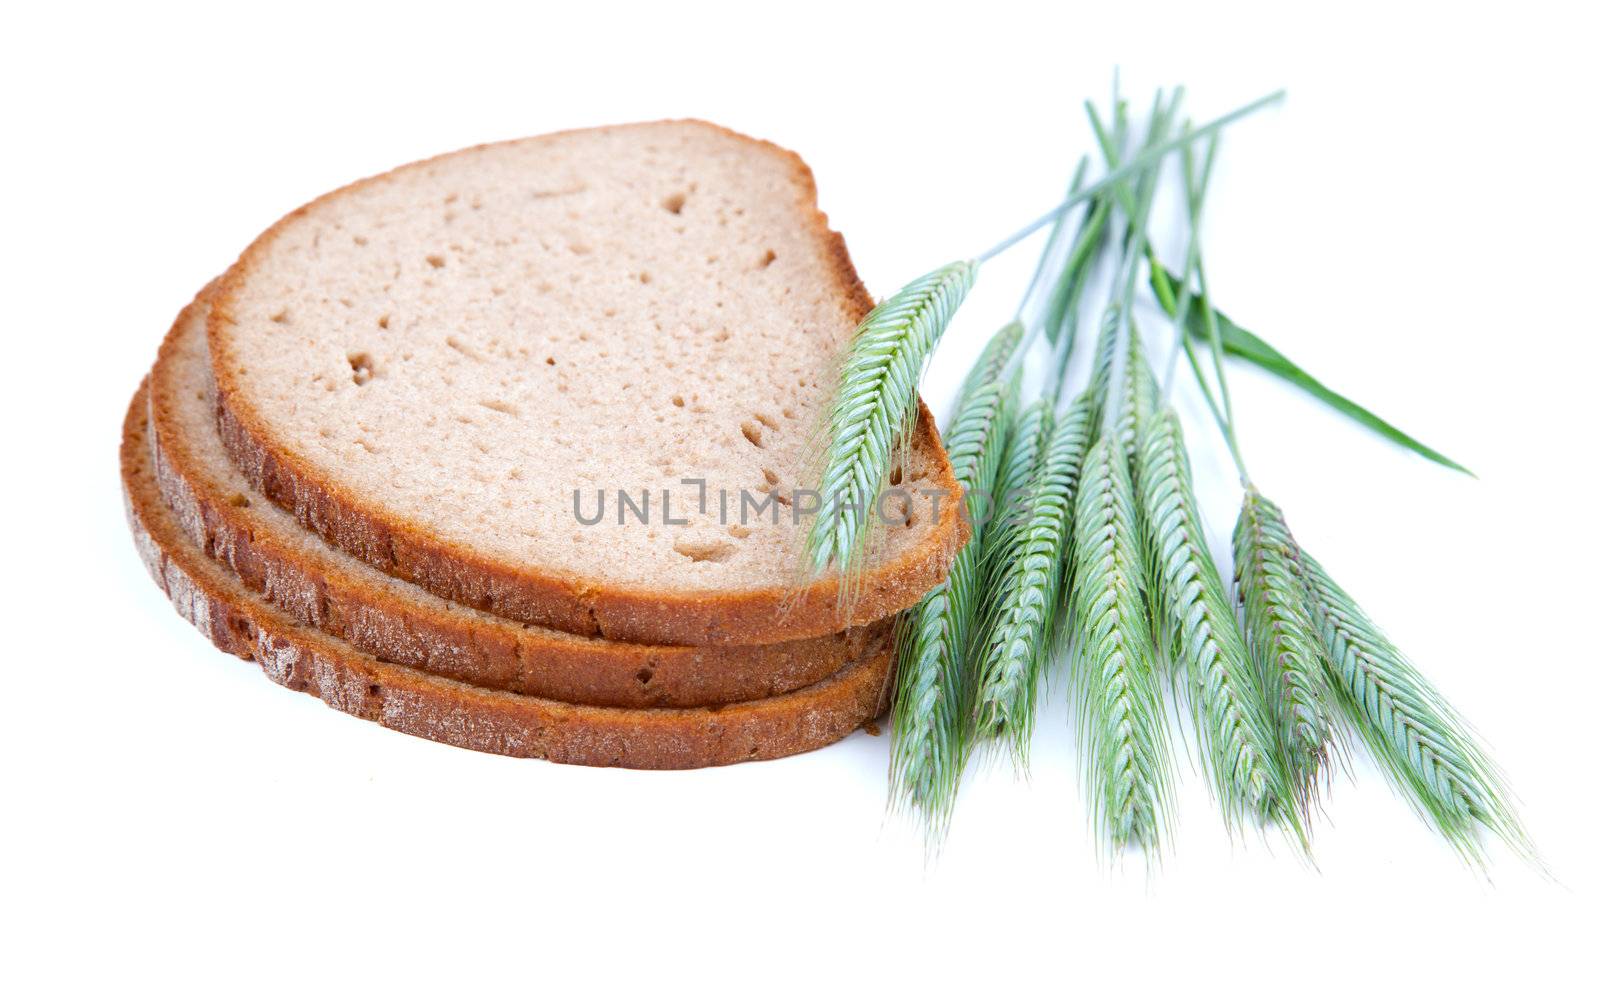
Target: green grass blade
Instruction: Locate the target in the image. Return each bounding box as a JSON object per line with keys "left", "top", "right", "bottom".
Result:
{"left": 808, "top": 261, "right": 977, "bottom": 582}
{"left": 1149, "top": 264, "right": 1474, "bottom": 477}
{"left": 1232, "top": 489, "right": 1339, "bottom": 815}
{"left": 1069, "top": 432, "right": 1176, "bottom": 853}
{"left": 1139, "top": 408, "right": 1301, "bottom": 838}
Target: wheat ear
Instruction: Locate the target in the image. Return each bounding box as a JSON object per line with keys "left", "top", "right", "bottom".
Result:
{"left": 1114, "top": 323, "right": 1161, "bottom": 477}
{"left": 1069, "top": 429, "right": 1177, "bottom": 852}
{"left": 971, "top": 392, "right": 1096, "bottom": 758}
{"left": 1295, "top": 545, "right": 1529, "bottom": 861}
{"left": 888, "top": 325, "right": 1021, "bottom": 828}
{"left": 1231, "top": 489, "right": 1338, "bottom": 813}
{"left": 958, "top": 318, "right": 1027, "bottom": 405}
{"left": 1084, "top": 304, "right": 1120, "bottom": 413}
{"left": 1138, "top": 408, "right": 1299, "bottom": 836}
{"left": 807, "top": 261, "right": 976, "bottom": 582}
{"left": 988, "top": 396, "right": 1054, "bottom": 542}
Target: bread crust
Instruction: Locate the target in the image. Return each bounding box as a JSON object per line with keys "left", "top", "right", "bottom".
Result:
{"left": 125, "top": 381, "right": 895, "bottom": 769}
{"left": 152, "top": 294, "right": 877, "bottom": 709}
{"left": 205, "top": 120, "right": 966, "bottom": 646}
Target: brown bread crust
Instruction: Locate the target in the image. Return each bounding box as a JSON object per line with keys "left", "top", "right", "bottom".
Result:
{"left": 205, "top": 120, "right": 966, "bottom": 647}
{"left": 124, "top": 381, "right": 895, "bottom": 769}
{"left": 152, "top": 294, "right": 877, "bottom": 709}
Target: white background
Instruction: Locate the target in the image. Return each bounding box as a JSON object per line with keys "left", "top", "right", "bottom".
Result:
{"left": 4, "top": 2, "right": 1595, "bottom": 1000}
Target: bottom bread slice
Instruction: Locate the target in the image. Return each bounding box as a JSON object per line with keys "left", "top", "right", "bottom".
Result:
{"left": 123, "top": 380, "right": 895, "bottom": 769}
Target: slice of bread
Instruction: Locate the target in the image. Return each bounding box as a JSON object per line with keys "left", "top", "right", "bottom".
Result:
{"left": 124, "top": 381, "right": 895, "bottom": 769}
{"left": 152, "top": 294, "right": 879, "bottom": 709}
{"left": 206, "top": 120, "right": 964, "bottom": 646}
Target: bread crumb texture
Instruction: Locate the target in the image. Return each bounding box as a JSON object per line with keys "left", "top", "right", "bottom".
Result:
{"left": 150, "top": 297, "right": 882, "bottom": 708}
{"left": 211, "top": 122, "right": 951, "bottom": 596}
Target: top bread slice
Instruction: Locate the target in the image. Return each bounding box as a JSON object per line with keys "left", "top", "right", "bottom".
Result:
{"left": 207, "top": 120, "right": 964, "bottom": 646}
{"left": 150, "top": 291, "right": 879, "bottom": 709}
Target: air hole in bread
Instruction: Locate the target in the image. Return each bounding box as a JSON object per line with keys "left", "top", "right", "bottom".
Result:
{"left": 226, "top": 493, "right": 250, "bottom": 508}
{"left": 740, "top": 421, "right": 764, "bottom": 448}
{"left": 377, "top": 314, "right": 390, "bottom": 330}
{"left": 671, "top": 394, "right": 685, "bottom": 407}
{"left": 546, "top": 356, "right": 556, "bottom": 366}
{"left": 888, "top": 465, "right": 903, "bottom": 486}
{"left": 728, "top": 525, "right": 752, "bottom": 539}
{"left": 348, "top": 352, "right": 375, "bottom": 385}
{"left": 638, "top": 271, "right": 652, "bottom": 284}
{"left": 759, "top": 249, "right": 776, "bottom": 268}
{"left": 754, "top": 412, "right": 779, "bottom": 431}
{"left": 636, "top": 667, "right": 654, "bottom": 685}
{"left": 662, "top": 192, "right": 686, "bottom": 214}
{"left": 426, "top": 254, "right": 446, "bottom": 269}
{"left": 270, "top": 309, "right": 290, "bottom": 325}
{"left": 673, "top": 536, "right": 735, "bottom": 563}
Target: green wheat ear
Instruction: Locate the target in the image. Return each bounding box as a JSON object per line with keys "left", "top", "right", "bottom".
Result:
{"left": 1232, "top": 489, "right": 1339, "bottom": 816}
{"left": 1084, "top": 305, "right": 1121, "bottom": 413}
{"left": 807, "top": 261, "right": 976, "bottom": 589}
{"left": 1069, "top": 430, "right": 1176, "bottom": 854}
{"left": 970, "top": 392, "right": 1096, "bottom": 760}
{"left": 888, "top": 323, "right": 1020, "bottom": 833}
{"left": 990, "top": 397, "right": 1054, "bottom": 541}
{"left": 1114, "top": 324, "right": 1160, "bottom": 476}
{"left": 958, "top": 318, "right": 1026, "bottom": 403}
{"left": 1138, "top": 407, "right": 1301, "bottom": 840}
{"left": 1293, "top": 541, "right": 1532, "bottom": 863}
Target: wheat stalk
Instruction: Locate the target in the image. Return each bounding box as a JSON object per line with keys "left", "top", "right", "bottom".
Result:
{"left": 888, "top": 326, "right": 1021, "bottom": 829}
{"left": 807, "top": 261, "right": 976, "bottom": 582}
{"left": 1069, "top": 429, "right": 1177, "bottom": 852}
{"left": 970, "top": 392, "right": 1096, "bottom": 758}
{"left": 1232, "top": 488, "right": 1338, "bottom": 813}
{"left": 1294, "top": 543, "right": 1529, "bottom": 861}
{"left": 807, "top": 92, "right": 1287, "bottom": 588}
{"left": 1138, "top": 407, "right": 1299, "bottom": 837}
{"left": 805, "top": 93, "right": 1290, "bottom": 590}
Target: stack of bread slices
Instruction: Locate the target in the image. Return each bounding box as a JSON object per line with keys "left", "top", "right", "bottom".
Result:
{"left": 123, "top": 121, "right": 964, "bottom": 768}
